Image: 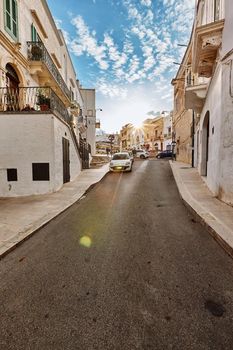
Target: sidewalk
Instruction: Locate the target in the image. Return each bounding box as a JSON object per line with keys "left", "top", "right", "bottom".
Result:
{"left": 0, "top": 164, "right": 109, "bottom": 259}
{"left": 170, "top": 161, "right": 233, "bottom": 257}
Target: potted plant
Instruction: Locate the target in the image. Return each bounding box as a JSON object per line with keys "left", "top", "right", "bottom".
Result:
{"left": 30, "top": 44, "right": 43, "bottom": 60}
{"left": 37, "top": 91, "right": 50, "bottom": 111}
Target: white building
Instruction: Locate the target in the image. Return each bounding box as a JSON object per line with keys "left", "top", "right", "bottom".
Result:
{"left": 80, "top": 88, "right": 96, "bottom": 156}
{"left": 178, "top": 0, "right": 233, "bottom": 206}
{"left": 0, "top": 0, "right": 96, "bottom": 197}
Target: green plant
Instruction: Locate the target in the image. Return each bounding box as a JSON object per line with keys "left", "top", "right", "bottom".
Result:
{"left": 37, "top": 92, "right": 50, "bottom": 106}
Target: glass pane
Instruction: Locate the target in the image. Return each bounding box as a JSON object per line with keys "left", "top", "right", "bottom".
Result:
{"left": 214, "top": 0, "right": 220, "bottom": 21}
{"left": 6, "top": 13, "right": 11, "bottom": 29}
{"left": 13, "top": 21, "right": 17, "bottom": 36}
{"left": 12, "top": 0, "right": 16, "bottom": 20}
{"left": 6, "top": 0, "right": 10, "bottom": 12}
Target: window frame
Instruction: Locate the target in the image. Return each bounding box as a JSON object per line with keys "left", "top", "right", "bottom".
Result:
{"left": 4, "top": 0, "right": 18, "bottom": 41}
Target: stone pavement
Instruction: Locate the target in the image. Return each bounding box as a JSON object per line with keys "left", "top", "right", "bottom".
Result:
{"left": 170, "top": 161, "right": 233, "bottom": 257}
{"left": 0, "top": 164, "right": 109, "bottom": 259}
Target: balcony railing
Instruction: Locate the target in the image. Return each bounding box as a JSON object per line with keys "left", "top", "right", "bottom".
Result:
{"left": 0, "top": 87, "right": 71, "bottom": 124}
{"left": 27, "top": 41, "right": 71, "bottom": 101}
{"left": 185, "top": 67, "right": 208, "bottom": 88}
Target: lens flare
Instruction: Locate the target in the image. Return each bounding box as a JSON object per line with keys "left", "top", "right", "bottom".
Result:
{"left": 79, "top": 236, "right": 92, "bottom": 248}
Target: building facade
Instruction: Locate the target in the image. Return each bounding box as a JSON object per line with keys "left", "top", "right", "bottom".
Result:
{"left": 0, "top": 0, "right": 96, "bottom": 197}
{"left": 172, "top": 46, "right": 194, "bottom": 165}
{"left": 173, "top": 0, "right": 233, "bottom": 206}
{"left": 120, "top": 123, "right": 134, "bottom": 151}
{"left": 119, "top": 112, "right": 172, "bottom": 153}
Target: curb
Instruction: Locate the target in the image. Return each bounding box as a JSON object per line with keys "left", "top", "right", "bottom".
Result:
{"left": 169, "top": 161, "right": 233, "bottom": 259}
{"left": 0, "top": 169, "right": 109, "bottom": 260}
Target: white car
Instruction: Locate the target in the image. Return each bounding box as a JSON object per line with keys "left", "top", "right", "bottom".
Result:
{"left": 109, "top": 152, "right": 133, "bottom": 172}
{"left": 135, "top": 150, "right": 149, "bottom": 159}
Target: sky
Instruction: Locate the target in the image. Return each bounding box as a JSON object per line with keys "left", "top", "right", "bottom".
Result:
{"left": 47, "top": 0, "right": 195, "bottom": 133}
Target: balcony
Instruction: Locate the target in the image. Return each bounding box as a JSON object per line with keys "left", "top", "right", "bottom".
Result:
{"left": 192, "top": 19, "right": 224, "bottom": 78}
{"left": 0, "top": 86, "right": 71, "bottom": 124}
{"left": 70, "top": 101, "right": 81, "bottom": 117}
{"left": 185, "top": 67, "right": 208, "bottom": 113}
{"left": 27, "top": 41, "right": 71, "bottom": 105}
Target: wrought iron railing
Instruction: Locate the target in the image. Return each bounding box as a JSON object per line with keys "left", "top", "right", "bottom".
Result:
{"left": 0, "top": 86, "right": 71, "bottom": 124}
{"left": 27, "top": 41, "right": 71, "bottom": 101}
{"left": 185, "top": 67, "right": 208, "bottom": 87}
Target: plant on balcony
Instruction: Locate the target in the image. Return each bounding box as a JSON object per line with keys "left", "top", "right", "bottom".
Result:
{"left": 30, "top": 44, "right": 43, "bottom": 60}
{"left": 37, "top": 91, "right": 50, "bottom": 111}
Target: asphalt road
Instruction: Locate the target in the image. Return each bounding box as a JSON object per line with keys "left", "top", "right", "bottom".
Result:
{"left": 1, "top": 159, "right": 233, "bottom": 350}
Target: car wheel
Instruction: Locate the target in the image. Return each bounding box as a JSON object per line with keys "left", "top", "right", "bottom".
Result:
{"left": 140, "top": 155, "right": 145, "bottom": 159}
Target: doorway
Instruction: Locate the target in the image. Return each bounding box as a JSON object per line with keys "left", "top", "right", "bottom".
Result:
{"left": 201, "top": 111, "right": 210, "bottom": 176}
{"left": 62, "top": 137, "right": 70, "bottom": 183}
{"left": 5, "top": 63, "right": 20, "bottom": 110}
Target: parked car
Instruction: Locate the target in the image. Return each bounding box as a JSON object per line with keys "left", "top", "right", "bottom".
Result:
{"left": 135, "top": 150, "right": 149, "bottom": 159}
{"left": 109, "top": 152, "right": 133, "bottom": 172}
{"left": 156, "top": 150, "right": 173, "bottom": 159}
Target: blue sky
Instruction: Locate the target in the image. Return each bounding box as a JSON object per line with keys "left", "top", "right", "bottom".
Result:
{"left": 47, "top": 0, "right": 195, "bottom": 133}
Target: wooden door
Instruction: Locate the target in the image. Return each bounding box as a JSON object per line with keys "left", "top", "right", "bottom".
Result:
{"left": 62, "top": 137, "right": 70, "bottom": 183}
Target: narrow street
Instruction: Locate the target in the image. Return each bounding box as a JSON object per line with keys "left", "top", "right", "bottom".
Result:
{"left": 1, "top": 160, "right": 233, "bottom": 350}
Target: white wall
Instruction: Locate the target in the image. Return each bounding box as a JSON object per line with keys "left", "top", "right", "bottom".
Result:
{"left": 198, "top": 64, "right": 222, "bottom": 195}
{"left": 0, "top": 113, "right": 82, "bottom": 197}
{"left": 218, "top": 0, "right": 233, "bottom": 204}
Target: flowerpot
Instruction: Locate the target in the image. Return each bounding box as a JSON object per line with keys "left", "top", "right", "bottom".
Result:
{"left": 40, "top": 104, "right": 49, "bottom": 111}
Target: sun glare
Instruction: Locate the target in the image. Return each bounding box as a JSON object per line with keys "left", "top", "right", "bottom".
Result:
{"left": 79, "top": 236, "right": 92, "bottom": 248}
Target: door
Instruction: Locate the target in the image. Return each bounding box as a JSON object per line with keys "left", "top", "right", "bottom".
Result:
{"left": 5, "top": 63, "right": 20, "bottom": 110}
{"left": 62, "top": 137, "right": 70, "bottom": 183}
{"left": 201, "top": 111, "right": 210, "bottom": 176}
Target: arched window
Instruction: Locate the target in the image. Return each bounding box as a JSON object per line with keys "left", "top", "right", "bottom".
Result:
{"left": 4, "top": 0, "right": 18, "bottom": 40}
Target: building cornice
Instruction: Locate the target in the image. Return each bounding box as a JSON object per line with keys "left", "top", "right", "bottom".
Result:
{"left": 41, "top": 0, "right": 63, "bottom": 46}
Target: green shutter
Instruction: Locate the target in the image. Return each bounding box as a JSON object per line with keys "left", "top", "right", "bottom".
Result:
{"left": 4, "top": 0, "right": 18, "bottom": 40}
{"left": 31, "top": 24, "right": 38, "bottom": 42}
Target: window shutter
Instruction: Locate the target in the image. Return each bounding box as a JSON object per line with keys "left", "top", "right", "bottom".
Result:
{"left": 12, "top": 0, "right": 18, "bottom": 38}
{"left": 31, "top": 24, "right": 37, "bottom": 41}
{"left": 4, "top": 0, "right": 18, "bottom": 40}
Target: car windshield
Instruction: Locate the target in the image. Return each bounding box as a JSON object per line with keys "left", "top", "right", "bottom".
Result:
{"left": 112, "top": 154, "right": 129, "bottom": 160}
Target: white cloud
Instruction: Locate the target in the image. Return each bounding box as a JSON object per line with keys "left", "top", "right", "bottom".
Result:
{"left": 96, "top": 78, "right": 128, "bottom": 99}
{"left": 70, "top": 15, "right": 109, "bottom": 70}
{"left": 141, "top": 0, "right": 152, "bottom": 7}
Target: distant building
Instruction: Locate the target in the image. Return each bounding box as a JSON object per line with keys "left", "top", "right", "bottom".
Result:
{"left": 119, "top": 112, "right": 172, "bottom": 153}
{"left": 119, "top": 124, "right": 134, "bottom": 150}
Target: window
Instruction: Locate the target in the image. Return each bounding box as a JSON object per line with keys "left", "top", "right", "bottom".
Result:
{"left": 4, "top": 0, "right": 18, "bottom": 40}
{"left": 32, "top": 163, "right": 50, "bottom": 181}
{"left": 7, "top": 168, "right": 17, "bottom": 181}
